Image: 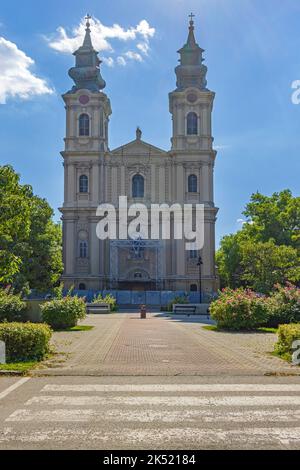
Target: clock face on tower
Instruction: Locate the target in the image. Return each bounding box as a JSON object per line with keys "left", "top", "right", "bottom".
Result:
{"left": 187, "top": 93, "right": 197, "bottom": 104}
{"left": 79, "top": 95, "right": 90, "bottom": 105}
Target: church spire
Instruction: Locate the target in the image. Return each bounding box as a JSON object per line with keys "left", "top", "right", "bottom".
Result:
{"left": 82, "top": 14, "right": 93, "bottom": 49}
{"left": 186, "top": 13, "right": 197, "bottom": 47}
{"left": 175, "top": 14, "right": 208, "bottom": 91}
{"left": 68, "top": 14, "right": 106, "bottom": 93}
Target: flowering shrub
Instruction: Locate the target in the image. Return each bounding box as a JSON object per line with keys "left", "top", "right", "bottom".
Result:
{"left": 266, "top": 284, "right": 300, "bottom": 327}
{"left": 210, "top": 288, "right": 268, "bottom": 330}
{"left": 0, "top": 289, "right": 27, "bottom": 323}
{"left": 41, "top": 296, "right": 86, "bottom": 330}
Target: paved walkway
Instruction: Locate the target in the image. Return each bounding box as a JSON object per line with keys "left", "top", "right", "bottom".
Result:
{"left": 35, "top": 314, "right": 298, "bottom": 377}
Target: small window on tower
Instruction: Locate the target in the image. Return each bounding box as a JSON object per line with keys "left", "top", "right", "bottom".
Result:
{"left": 79, "top": 241, "right": 88, "bottom": 259}
{"left": 79, "top": 175, "right": 88, "bottom": 193}
{"left": 79, "top": 114, "right": 90, "bottom": 136}
{"left": 187, "top": 112, "right": 198, "bottom": 135}
{"left": 188, "top": 174, "right": 198, "bottom": 193}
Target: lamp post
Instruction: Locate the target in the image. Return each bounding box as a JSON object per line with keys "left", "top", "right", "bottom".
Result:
{"left": 197, "top": 255, "right": 203, "bottom": 304}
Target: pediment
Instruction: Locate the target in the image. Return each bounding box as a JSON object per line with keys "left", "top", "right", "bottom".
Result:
{"left": 111, "top": 139, "right": 167, "bottom": 157}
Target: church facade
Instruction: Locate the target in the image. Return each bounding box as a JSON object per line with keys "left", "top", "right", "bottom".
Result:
{"left": 60, "top": 16, "right": 218, "bottom": 296}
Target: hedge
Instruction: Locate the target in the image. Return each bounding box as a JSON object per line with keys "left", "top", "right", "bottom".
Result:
{"left": 0, "top": 291, "right": 27, "bottom": 323}
{"left": 0, "top": 323, "right": 52, "bottom": 362}
{"left": 274, "top": 324, "right": 300, "bottom": 362}
{"left": 41, "top": 296, "right": 86, "bottom": 330}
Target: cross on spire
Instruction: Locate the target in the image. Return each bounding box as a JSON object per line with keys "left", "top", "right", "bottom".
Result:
{"left": 189, "top": 12, "right": 195, "bottom": 23}
{"left": 85, "top": 14, "right": 92, "bottom": 28}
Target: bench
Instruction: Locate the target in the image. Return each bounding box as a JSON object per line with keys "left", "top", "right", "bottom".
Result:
{"left": 173, "top": 305, "right": 197, "bottom": 315}
{"left": 86, "top": 303, "right": 111, "bottom": 314}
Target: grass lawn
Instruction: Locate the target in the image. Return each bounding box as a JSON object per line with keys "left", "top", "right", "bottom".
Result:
{"left": 64, "top": 325, "right": 94, "bottom": 332}
{"left": 0, "top": 361, "right": 39, "bottom": 373}
{"left": 203, "top": 325, "right": 278, "bottom": 334}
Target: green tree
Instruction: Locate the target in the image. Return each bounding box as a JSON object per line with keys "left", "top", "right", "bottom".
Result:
{"left": 243, "top": 190, "right": 300, "bottom": 250}
{"left": 0, "top": 166, "right": 31, "bottom": 284}
{"left": 240, "top": 240, "right": 300, "bottom": 293}
{"left": 216, "top": 233, "right": 243, "bottom": 289}
{"left": 216, "top": 190, "right": 300, "bottom": 292}
{"left": 0, "top": 165, "right": 63, "bottom": 291}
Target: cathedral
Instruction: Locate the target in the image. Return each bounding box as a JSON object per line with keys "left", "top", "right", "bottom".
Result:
{"left": 60, "top": 15, "right": 218, "bottom": 300}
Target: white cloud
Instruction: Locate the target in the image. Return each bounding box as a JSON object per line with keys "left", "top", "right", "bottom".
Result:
{"left": 237, "top": 218, "right": 254, "bottom": 226}
{"left": 124, "top": 51, "right": 143, "bottom": 62}
{"left": 102, "top": 57, "right": 114, "bottom": 67}
{"left": 46, "top": 17, "right": 155, "bottom": 66}
{"left": 0, "top": 37, "right": 53, "bottom": 104}
{"left": 137, "top": 42, "right": 150, "bottom": 55}
{"left": 117, "top": 56, "right": 126, "bottom": 66}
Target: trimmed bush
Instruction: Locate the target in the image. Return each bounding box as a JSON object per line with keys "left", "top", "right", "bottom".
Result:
{"left": 0, "top": 322, "right": 52, "bottom": 362}
{"left": 274, "top": 324, "right": 300, "bottom": 361}
{"left": 92, "top": 294, "right": 118, "bottom": 312}
{"left": 210, "top": 288, "right": 268, "bottom": 330}
{"left": 0, "top": 290, "right": 27, "bottom": 323}
{"left": 41, "top": 296, "right": 86, "bottom": 330}
{"left": 266, "top": 284, "right": 300, "bottom": 328}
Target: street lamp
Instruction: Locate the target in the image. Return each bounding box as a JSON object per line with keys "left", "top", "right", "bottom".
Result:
{"left": 197, "top": 255, "right": 203, "bottom": 304}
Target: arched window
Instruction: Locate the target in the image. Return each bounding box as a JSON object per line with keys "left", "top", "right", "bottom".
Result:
{"left": 132, "top": 174, "right": 145, "bottom": 198}
{"left": 79, "top": 283, "right": 86, "bottom": 291}
{"left": 79, "top": 175, "right": 88, "bottom": 193}
{"left": 79, "top": 113, "right": 90, "bottom": 136}
{"left": 190, "top": 284, "right": 198, "bottom": 292}
{"left": 188, "top": 174, "right": 198, "bottom": 193}
{"left": 187, "top": 112, "right": 198, "bottom": 135}
{"left": 79, "top": 241, "right": 88, "bottom": 259}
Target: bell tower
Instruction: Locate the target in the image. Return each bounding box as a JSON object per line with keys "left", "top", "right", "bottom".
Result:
{"left": 169, "top": 14, "right": 215, "bottom": 153}
{"left": 60, "top": 16, "right": 111, "bottom": 290}
{"left": 168, "top": 14, "right": 219, "bottom": 294}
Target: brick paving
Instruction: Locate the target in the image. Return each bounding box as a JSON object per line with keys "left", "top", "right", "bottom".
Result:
{"left": 35, "top": 313, "right": 298, "bottom": 376}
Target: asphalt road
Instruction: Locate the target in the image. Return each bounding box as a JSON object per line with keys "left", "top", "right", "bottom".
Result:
{"left": 1, "top": 375, "right": 300, "bottom": 450}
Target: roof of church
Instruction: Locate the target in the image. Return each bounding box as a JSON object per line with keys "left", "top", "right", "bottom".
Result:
{"left": 175, "top": 14, "right": 208, "bottom": 91}
{"left": 111, "top": 128, "right": 167, "bottom": 156}
{"left": 67, "top": 15, "right": 106, "bottom": 94}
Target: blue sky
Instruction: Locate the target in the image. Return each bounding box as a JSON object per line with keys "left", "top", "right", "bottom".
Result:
{"left": 0, "top": 0, "right": 299, "bottom": 245}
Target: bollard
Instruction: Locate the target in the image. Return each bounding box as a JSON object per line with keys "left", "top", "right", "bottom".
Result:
{"left": 140, "top": 305, "right": 147, "bottom": 319}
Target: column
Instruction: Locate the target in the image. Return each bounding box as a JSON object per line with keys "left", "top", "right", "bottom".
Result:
{"left": 176, "top": 164, "right": 184, "bottom": 202}
{"left": 90, "top": 220, "right": 100, "bottom": 276}
{"left": 120, "top": 166, "right": 125, "bottom": 196}
{"left": 67, "top": 164, "right": 76, "bottom": 203}
{"left": 64, "top": 219, "right": 76, "bottom": 275}
{"left": 92, "top": 164, "right": 99, "bottom": 204}
{"left": 151, "top": 164, "right": 156, "bottom": 202}
{"left": 159, "top": 165, "right": 165, "bottom": 203}
{"left": 201, "top": 164, "right": 210, "bottom": 203}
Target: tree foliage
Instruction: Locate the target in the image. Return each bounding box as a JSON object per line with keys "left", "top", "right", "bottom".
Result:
{"left": 0, "top": 165, "right": 63, "bottom": 291}
{"left": 217, "top": 190, "right": 300, "bottom": 293}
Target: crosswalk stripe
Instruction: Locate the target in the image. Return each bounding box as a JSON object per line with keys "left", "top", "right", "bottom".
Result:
{"left": 1, "top": 426, "right": 300, "bottom": 446}
{"left": 6, "top": 407, "right": 300, "bottom": 423}
{"left": 42, "top": 384, "right": 300, "bottom": 393}
{"left": 25, "top": 395, "right": 300, "bottom": 407}
{"left": 0, "top": 378, "right": 30, "bottom": 401}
